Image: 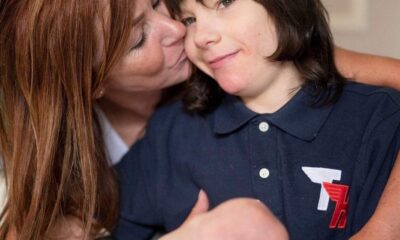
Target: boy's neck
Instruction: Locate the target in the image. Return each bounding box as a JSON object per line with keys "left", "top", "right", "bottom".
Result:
{"left": 242, "top": 62, "right": 302, "bottom": 114}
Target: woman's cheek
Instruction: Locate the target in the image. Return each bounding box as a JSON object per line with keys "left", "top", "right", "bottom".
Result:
{"left": 125, "top": 49, "right": 165, "bottom": 76}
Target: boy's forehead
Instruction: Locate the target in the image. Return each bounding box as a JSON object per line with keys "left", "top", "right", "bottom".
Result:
{"left": 167, "top": 0, "right": 210, "bottom": 16}
{"left": 179, "top": 0, "right": 212, "bottom": 10}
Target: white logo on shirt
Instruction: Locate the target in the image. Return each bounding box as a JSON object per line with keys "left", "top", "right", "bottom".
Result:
{"left": 302, "top": 167, "right": 342, "bottom": 211}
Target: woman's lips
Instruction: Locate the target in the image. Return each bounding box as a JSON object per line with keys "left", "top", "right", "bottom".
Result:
{"left": 170, "top": 50, "right": 188, "bottom": 69}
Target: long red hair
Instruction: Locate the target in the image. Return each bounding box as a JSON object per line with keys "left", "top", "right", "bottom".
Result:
{"left": 0, "top": 0, "right": 134, "bottom": 238}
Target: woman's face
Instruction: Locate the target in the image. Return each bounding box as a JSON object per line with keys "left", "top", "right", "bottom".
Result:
{"left": 105, "top": 0, "right": 191, "bottom": 94}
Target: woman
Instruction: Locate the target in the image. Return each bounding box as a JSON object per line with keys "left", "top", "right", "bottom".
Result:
{"left": 0, "top": 0, "right": 399, "bottom": 239}
{"left": 0, "top": 1, "right": 124, "bottom": 238}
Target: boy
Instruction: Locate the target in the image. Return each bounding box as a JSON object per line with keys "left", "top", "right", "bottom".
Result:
{"left": 115, "top": 0, "right": 400, "bottom": 239}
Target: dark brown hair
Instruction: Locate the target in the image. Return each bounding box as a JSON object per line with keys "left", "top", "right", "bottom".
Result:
{"left": 166, "top": 0, "right": 345, "bottom": 114}
{"left": 0, "top": 0, "right": 134, "bottom": 239}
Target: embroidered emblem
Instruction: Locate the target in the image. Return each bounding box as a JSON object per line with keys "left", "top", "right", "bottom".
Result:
{"left": 323, "top": 182, "right": 349, "bottom": 229}
{"left": 302, "top": 167, "right": 342, "bottom": 210}
{"left": 302, "top": 167, "right": 349, "bottom": 229}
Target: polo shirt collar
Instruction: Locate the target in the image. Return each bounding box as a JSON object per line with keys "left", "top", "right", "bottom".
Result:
{"left": 212, "top": 88, "right": 334, "bottom": 141}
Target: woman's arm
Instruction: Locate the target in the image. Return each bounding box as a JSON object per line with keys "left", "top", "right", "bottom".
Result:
{"left": 350, "top": 153, "right": 400, "bottom": 240}
{"left": 335, "top": 47, "right": 400, "bottom": 90}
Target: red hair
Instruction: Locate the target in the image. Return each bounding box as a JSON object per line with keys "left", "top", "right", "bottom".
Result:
{"left": 0, "top": 0, "right": 133, "bottom": 238}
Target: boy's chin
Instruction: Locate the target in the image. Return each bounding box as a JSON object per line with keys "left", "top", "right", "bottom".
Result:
{"left": 215, "top": 78, "right": 247, "bottom": 96}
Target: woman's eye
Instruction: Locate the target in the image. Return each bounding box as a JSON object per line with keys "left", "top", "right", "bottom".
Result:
{"left": 217, "top": 0, "right": 235, "bottom": 9}
{"left": 181, "top": 17, "right": 196, "bottom": 26}
{"left": 130, "top": 32, "right": 147, "bottom": 51}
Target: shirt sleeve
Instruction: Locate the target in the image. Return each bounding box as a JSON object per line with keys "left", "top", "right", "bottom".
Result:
{"left": 112, "top": 104, "right": 200, "bottom": 239}
{"left": 348, "top": 109, "right": 400, "bottom": 234}
{"left": 112, "top": 137, "right": 161, "bottom": 240}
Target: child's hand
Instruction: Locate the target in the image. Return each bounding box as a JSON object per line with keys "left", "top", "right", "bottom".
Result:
{"left": 161, "top": 191, "right": 289, "bottom": 240}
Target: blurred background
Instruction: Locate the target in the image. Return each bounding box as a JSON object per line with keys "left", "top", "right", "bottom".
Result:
{"left": 322, "top": 0, "right": 400, "bottom": 58}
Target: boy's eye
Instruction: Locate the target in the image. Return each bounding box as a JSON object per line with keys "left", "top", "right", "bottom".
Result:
{"left": 152, "top": 0, "right": 161, "bottom": 9}
{"left": 181, "top": 17, "right": 196, "bottom": 26}
{"left": 217, "top": 0, "right": 235, "bottom": 9}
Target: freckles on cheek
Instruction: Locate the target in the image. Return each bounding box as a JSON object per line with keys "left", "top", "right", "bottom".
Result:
{"left": 143, "top": 54, "right": 164, "bottom": 75}
{"left": 131, "top": 52, "right": 165, "bottom": 76}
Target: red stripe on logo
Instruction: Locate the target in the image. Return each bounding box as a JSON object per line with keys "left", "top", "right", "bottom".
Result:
{"left": 323, "top": 182, "right": 349, "bottom": 229}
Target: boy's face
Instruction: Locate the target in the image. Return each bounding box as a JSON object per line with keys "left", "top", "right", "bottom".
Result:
{"left": 179, "top": 0, "right": 284, "bottom": 99}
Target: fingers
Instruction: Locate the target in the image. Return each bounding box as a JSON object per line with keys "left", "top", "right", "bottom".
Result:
{"left": 160, "top": 190, "right": 210, "bottom": 240}
{"left": 185, "top": 190, "right": 209, "bottom": 221}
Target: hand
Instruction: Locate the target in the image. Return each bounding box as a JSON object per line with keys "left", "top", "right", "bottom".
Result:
{"left": 161, "top": 190, "right": 289, "bottom": 240}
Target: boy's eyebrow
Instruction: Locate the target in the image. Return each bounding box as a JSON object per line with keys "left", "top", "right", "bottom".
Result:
{"left": 177, "top": 1, "right": 193, "bottom": 14}
{"left": 179, "top": 0, "right": 210, "bottom": 13}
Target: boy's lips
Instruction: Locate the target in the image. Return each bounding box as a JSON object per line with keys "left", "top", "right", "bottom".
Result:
{"left": 208, "top": 51, "right": 239, "bottom": 69}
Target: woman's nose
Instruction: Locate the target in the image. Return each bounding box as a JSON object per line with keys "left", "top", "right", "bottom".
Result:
{"left": 161, "top": 18, "right": 186, "bottom": 46}
{"left": 156, "top": 5, "right": 186, "bottom": 46}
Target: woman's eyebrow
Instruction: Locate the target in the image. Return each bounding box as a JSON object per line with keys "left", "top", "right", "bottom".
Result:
{"left": 132, "top": 13, "right": 145, "bottom": 26}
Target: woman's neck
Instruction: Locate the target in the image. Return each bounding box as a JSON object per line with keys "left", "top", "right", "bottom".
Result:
{"left": 97, "top": 90, "right": 162, "bottom": 146}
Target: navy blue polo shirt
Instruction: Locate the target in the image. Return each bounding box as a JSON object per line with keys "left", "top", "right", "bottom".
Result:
{"left": 114, "top": 82, "right": 400, "bottom": 240}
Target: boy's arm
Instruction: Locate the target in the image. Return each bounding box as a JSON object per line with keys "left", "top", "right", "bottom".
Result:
{"left": 335, "top": 47, "right": 400, "bottom": 90}
{"left": 350, "top": 152, "right": 400, "bottom": 240}
{"left": 112, "top": 139, "right": 163, "bottom": 239}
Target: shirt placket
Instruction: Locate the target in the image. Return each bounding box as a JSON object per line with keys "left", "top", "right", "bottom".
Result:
{"left": 248, "top": 117, "right": 283, "bottom": 217}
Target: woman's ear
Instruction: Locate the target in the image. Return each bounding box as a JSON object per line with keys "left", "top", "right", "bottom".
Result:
{"left": 94, "top": 88, "right": 105, "bottom": 99}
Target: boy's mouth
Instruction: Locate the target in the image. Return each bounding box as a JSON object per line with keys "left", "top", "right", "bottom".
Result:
{"left": 208, "top": 50, "right": 240, "bottom": 69}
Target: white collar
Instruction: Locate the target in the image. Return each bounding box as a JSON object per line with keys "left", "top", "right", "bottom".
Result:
{"left": 95, "top": 107, "right": 129, "bottom": 165}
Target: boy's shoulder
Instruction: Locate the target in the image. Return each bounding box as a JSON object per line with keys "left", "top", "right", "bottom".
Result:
{"left": 147, "top": 100, "right": 207, "bottom": 135}
{"left": 152, "top": 100, "right": 185, "bottom": 120}
{"left": 151, "top": 100, "right": 201, "bottom": 121}
{"left": 337, "top": 81, "right": 400, "bottom": 119}
{"left": 337, "top": 81, "right": 400, "bottom": 139}
{"left": 342, "top": 81, "right": 400, "bottom": 107}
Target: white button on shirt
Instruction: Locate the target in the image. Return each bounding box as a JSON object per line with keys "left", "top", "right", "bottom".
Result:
{"left": 259, "top": 168, "right": 270, "bottom": 179}
{"left": 258, "top": 122, "right": 269, "bottom": 132}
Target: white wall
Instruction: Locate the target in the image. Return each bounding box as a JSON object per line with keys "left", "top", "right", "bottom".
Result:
{"left": 325, "top": 0, "right": 400, "bottom": 58}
